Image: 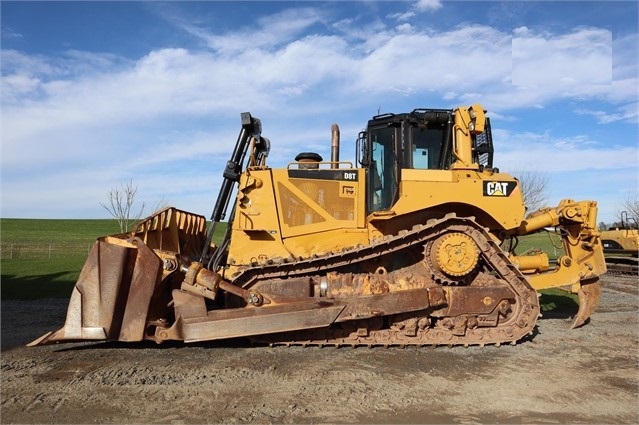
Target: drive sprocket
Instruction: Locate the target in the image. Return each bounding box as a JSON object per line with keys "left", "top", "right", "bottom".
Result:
{"left": 427, "top": 231, "right": 480, "bottom": 283}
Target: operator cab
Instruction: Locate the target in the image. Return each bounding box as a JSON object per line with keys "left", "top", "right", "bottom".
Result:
{"left": 357, "top": 108, "right": 494, "bottom": 213}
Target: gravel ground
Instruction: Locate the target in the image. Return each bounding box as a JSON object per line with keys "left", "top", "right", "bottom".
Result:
{"left": 1, "top": 274, "right": 637, "bottom": 424}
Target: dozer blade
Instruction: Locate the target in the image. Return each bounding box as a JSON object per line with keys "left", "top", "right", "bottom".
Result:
{"left": 28, "top": 237, "right": 162, "bottom": 346}
{"left": 570, "top": 278, "right": 602, "bottom": 330}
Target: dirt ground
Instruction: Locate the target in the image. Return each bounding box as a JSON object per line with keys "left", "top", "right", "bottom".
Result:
{"left": 1, "top": 274, "right": 638, "bottom": 424}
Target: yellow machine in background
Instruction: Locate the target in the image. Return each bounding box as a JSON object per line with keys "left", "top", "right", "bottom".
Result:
{"left": 601, "top": 211, "right": 639, "bottom": 274}
{"left": 30, "top": 104, "right": 606, "bottom": 348}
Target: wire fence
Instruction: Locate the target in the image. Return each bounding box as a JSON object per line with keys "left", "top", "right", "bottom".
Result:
{"left": 1, "top": 241, "right": 95, "bottom": 260}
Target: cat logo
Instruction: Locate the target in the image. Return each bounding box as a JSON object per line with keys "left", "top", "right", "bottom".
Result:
{"left": 483, "top": 181, "right": 517, "bottom": 197}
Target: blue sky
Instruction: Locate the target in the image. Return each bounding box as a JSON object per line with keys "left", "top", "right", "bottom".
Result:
{"left": 1, "top": 0, "right": 637, "bottom": 224}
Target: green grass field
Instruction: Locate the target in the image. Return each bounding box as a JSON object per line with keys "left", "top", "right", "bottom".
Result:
{"left": 1, "top": 218, "right": 575, "bottom": 312}
{"left": 0, "top": 218, "right": 227, "bottom": 299}
{"left": 1, "top": 219, "right": 120, "bottom": 299}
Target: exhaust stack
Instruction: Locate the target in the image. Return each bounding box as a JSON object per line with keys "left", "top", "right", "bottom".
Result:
{"left": 331, "top": 123, "right": 340, "bottom": 168}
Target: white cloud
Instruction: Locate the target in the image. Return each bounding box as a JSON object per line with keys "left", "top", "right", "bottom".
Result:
{"left": 495, "top": 129, "right": 638, "bottom": 223}
{"left": 574, "top": 106, "right": 638, "bottom": 124}
{"left": 389, "top": 0, "right": 442, "bottom": 21}
{"left": 494, "top": 130, "right": 637, "bottom": 173}
{"left": 1, "top": 27, "right": 23, "bottom": 40}
{"left": 512, "top": 26, "right": 613, "bottom": 86}
{"left": 1, "top": 5, "right": 636, "bottom": 219}
{"left": 352, "top": 25, "right": 512, "bottom": 94}
{"left": 415, "top": 0, "right": 443, "bottom": 12}
{"left": 176, "top": 7, "right": 326, "bottom": 54}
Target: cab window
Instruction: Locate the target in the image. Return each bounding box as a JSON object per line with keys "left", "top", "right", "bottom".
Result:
{"left": 369, "top": 127, "right": 396, "bottom": 211}
{"left": 410, "top": 126, "right": 445, "bottom": 169}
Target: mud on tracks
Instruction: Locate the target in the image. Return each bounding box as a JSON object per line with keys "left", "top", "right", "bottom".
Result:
{"left": 1, "top": 274, "right": 637, "bottom": 424}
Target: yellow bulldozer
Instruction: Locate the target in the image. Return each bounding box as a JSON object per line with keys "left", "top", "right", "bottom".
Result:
{"left": 30, "top": 104, "right": 606, "bottom": 348}
{"left": 601, "top": 211, "right": 639, "bottom": 274}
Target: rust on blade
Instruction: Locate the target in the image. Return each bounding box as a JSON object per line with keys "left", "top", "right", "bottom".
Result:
{"left": 27, "top": 237, "right": 162, "bottom": 346}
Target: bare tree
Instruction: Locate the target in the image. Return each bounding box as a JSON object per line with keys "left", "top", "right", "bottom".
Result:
{"left": 100, "top": 179, "right": 146, "bottom": 233}
{"left": 153, "top": 195, "right": 171, "bottom": 214}
{"left": 618, "top": 188, "right": 639, "bottom": 224}
{"left": 510, "top": 169, "right": 549, "bottom": 214}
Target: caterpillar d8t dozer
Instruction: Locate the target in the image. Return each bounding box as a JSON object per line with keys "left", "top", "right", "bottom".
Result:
{"left": 30, "top": 104, "right": 606, "bottom": 348}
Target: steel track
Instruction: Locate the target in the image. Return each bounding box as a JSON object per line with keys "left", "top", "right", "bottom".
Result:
{"left": 606, "top": 267, "right": 638, "bottom": 276}
{"left": 231, "top": 214, "right": 541, "bottom": 347}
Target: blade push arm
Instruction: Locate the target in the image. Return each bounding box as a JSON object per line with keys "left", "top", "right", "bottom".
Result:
{"left": 200, "top": 112, "right": 268, "bottom": 263}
